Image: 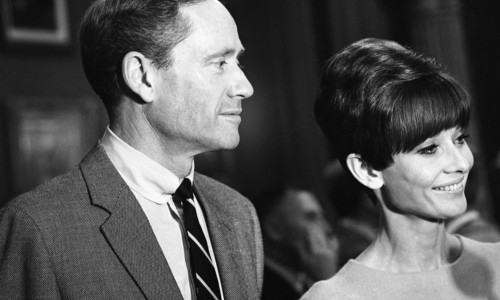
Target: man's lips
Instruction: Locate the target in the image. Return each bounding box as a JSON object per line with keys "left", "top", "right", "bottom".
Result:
{"left": 220, "top": 110, "right": 242, "bottom": 116}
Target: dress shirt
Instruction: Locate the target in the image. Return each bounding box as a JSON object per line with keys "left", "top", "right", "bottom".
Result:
{"left": 101, "top": 128, "right": 224, "bottom": 300}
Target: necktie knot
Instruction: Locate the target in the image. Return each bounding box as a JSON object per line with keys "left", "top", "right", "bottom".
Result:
{"left": 174, "top": 178, "right": 193, "bottom": 203}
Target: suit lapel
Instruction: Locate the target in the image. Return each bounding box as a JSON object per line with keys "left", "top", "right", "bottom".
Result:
{"left": 80, "top": 145, "right": 183, "bottom": 300}
{"left": 193, "top": 174, "right": 252, "bottom": 299}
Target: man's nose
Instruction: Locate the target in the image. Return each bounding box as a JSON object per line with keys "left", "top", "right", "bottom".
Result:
{"left": 228, "top": 67, "right": 254, "bottom": 99}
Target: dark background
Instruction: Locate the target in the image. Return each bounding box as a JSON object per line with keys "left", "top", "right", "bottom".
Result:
{"left": 1, "top": 0, "right": 499, "bottom": 225}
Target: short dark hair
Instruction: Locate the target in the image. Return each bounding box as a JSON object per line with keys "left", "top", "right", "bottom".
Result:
{"left": 254, "top": 185, "right": 313, "bottom": 225}
{"left": 79, "top": 0, "right": 205, "bottom": 116}
{"left": 315, "top": 38, "right": 470, "bottom": 171}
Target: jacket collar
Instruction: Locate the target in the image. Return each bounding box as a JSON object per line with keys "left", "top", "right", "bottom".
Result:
{"left": 80, "top": 144, "right": 254, "bottom": 299}
{"left": 194, "top": 174, "right": 254, "bottom": 299}
{"left": 80, "top": 144, "right": 183, "bottom": 300}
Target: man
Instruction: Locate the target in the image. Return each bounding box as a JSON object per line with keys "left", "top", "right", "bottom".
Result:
{"left": 0, "top": 0, "right": 262, "bottom": 299}
{"left": 255, "top": 185, "right": 338, "bottom": 300}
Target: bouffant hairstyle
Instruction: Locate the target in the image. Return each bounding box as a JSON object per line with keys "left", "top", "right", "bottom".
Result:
{"left": 315, "top": 38, "right": 470, "bottom": 171}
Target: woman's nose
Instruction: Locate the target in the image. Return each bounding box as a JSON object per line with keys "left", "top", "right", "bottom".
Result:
{"left": 445, "top": 144, "right": 474, "bottom": 173}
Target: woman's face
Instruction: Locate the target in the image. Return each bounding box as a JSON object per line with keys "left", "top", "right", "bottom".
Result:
{"left": 380, "top": 127, "right": 474, "bottom": 220}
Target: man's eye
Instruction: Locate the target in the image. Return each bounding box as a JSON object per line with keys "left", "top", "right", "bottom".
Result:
{"left": 216, "top": 60, "right": 227, "bottom": 68}
{"left": 418, "top": 145, "right": 438, "bottom": 155}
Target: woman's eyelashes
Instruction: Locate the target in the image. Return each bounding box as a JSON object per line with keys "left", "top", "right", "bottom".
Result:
{"left": 418, "top": 144, "right": 438, "bottom": 155}
{"left": 455, "top": 133, "right": 470, "bottom": 145}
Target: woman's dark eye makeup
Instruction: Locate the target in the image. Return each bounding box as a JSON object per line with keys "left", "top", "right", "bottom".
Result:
{"left": 416, "top": 130, "right": 471, "bottom": 155}
{"left": 456, "top": 133, "right": 470, "bottom": 144}
{"left": 418, "top": 144, "right": 438, "bottom": 155}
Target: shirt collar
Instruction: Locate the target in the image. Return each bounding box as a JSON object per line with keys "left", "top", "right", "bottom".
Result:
{"left": 101, "top": 127, "right": 194, "bottom": 204}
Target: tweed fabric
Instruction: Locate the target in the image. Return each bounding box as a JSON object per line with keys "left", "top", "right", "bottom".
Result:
{"left": 0, "top": 144, "right": 263, "bottom": 300}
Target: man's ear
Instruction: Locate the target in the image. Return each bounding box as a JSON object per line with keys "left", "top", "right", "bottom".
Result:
{"left": 345, "top": 154, "right": 384, "bottom": 190}
{"left": 122, "top": 51, "right": 155, "bottom": 103}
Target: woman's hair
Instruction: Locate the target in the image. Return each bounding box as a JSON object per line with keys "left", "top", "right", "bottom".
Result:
{"left": 315, "top": 38, "right": 471, "bottom": 171}
{"left": 79, "top": 0, "right": 205, "bottom": 115}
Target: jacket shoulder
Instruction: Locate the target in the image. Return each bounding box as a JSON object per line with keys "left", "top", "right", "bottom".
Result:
{"left": 3, "top": 166, "right": 88, "bottom": 214}
{"left": 194, "top": 173, "right": 251, "bottom": 206}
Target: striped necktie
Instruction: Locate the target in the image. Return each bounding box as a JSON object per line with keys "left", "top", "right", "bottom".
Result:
{"left": 173, "top": 178, "right": 222, "bottom": 300}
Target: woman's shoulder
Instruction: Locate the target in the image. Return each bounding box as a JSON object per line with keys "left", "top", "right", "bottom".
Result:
{"left": 459, "top": 235, "right": 500, "bottom": 252}
{"left": 301, "top": 283, "right": 352, "bottom": 300}
{"left": 300, "top": 275, "right": 353, "bottom": 300}
{"left": 300, "top": 260, "right": 379, "bottom": 300}
{"left": 449, "top": 235, "right": 500, "bottom": 297}
{"left": 457, "top": 234, "right": 500, "bottom": 265}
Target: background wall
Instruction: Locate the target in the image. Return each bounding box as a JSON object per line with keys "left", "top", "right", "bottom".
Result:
{"left": 1, "top": 0, "right": 499, "bottom": 225}
{"left": 0, "top": 0, "right": 107, "bottom": 203}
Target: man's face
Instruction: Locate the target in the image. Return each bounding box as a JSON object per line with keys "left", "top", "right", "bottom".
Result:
{"left": 147, "top": 0, "right": 253, "bottom": 156}
{"left": 276, "top": 190, "right": 332, "bottom": 246}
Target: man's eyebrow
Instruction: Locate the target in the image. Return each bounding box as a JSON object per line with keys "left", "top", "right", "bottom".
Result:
{"left": 205, "top": 47, "right": 246, "bottom": 61}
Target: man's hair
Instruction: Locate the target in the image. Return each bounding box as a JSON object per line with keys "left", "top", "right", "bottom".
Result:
{"left": 254, "top": 185, "right": 313, "bottom": 227}
{"left": 79, "top": 0, "right": 205, "bottom": 116}
{"left": 315, "top": 38, "right": 470, "bottom": 171}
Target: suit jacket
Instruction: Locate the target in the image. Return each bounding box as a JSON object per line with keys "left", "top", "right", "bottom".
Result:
{"left": 0, "top": 144, "right": 263, "bottom": 299}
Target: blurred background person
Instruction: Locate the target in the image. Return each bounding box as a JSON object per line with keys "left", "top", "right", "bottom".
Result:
{"left": 255, "top": 185, "right": 339, "bottom": 300}
{"left": 324, "top": 160, "right": 377, "bottom": 268}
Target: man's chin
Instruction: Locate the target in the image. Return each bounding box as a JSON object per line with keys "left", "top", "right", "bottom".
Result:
{"left": 222, "top": 138, "right": 240, "bottom": 150}
{"left": 213, "top": 133, "right": 240, "bottom": 151}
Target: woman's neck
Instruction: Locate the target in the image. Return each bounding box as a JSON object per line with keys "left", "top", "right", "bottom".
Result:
{"left": 356, "top": 212, "right": 462, "bottom": 273}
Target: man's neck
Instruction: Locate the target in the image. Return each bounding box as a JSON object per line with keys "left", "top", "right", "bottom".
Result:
{"left": 109, "top": 123, "right": 194, "bottom": 178}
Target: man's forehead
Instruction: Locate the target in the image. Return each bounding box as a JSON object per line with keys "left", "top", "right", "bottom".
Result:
{"left": 176, "top": 0, "right": 243, "bottom": 58}
{"left": 180, "top": 0, "right": 232, "bottom": 26}
{"left": 288, "top": 190, "right": 322, "bottom": 211}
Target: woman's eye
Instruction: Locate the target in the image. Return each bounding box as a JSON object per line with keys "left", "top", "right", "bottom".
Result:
{"left": 418, "top": 145, "right": 438, "bottom": 155}
{"left": 456, "top": 134, "right": 470, "bottom": 145}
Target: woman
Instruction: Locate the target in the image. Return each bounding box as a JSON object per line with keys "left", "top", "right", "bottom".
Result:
{"left": 301, "top": 38, "right": 500, "bottom": 299}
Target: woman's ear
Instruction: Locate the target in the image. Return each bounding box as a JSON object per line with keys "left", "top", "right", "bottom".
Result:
{"left": 122, "top": 51, "right": 155, "bottom": 103}
{"left": 345, "top": 154, "right": 384, "bottom": 190}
